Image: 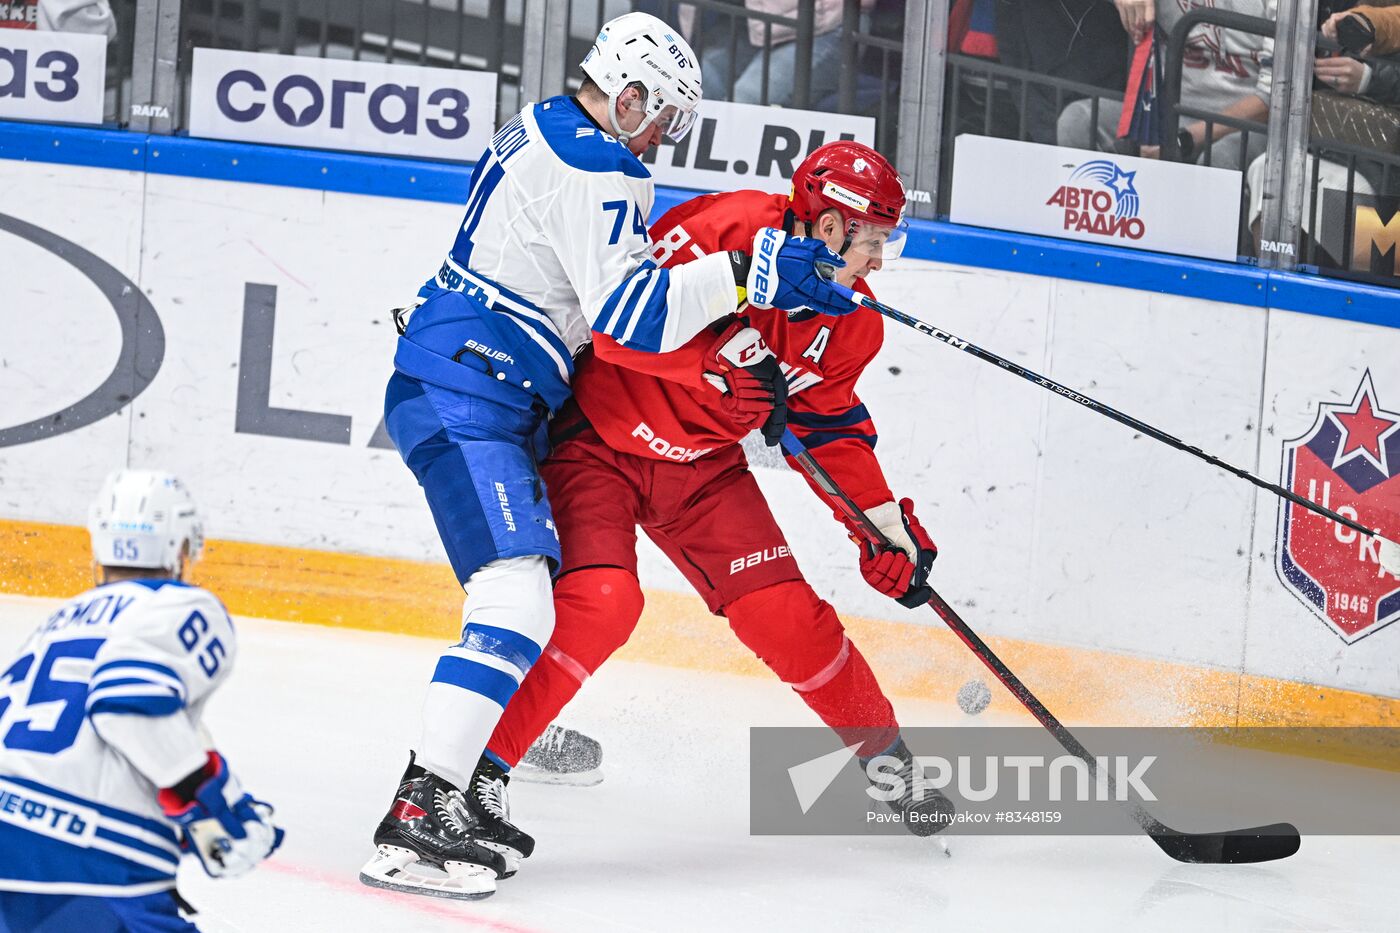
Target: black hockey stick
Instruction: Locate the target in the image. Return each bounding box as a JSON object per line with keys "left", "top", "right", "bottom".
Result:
{"left": 847, "top": 292, "right": 1400, "bottom": 576}
{"left": 780, "top": 427, "right": 1300, "bottom": 864}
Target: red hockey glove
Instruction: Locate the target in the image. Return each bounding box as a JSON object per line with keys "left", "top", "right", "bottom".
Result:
{"left": 855, "top": 498, "right": 937, "bottom": 608}
{"left": 703, "top": 320, "right": 789, "bottom": 446}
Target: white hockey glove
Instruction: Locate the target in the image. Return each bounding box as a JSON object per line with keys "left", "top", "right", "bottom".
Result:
{"left": 854, "top": 499, "right": 938, "bottom": 608}
{"left": 160, "top": 753, "right": 285, "bottom": 879}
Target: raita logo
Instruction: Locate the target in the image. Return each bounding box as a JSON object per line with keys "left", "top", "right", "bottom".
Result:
{"left": 1046, "top": 160, "right": 1145, "bottom": 241}
{"left": 1276, "top": 372, "right": 1400, "bottom": 642}
{"left": 129, "top": 103, "right": 170, "bottom": 119}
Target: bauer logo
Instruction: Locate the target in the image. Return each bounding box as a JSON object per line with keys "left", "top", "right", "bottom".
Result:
{"left": 1045, "top": 160, "right": 1145, "bottom": 241}
{"left": 1276, "top": 371, "right": 1400, "bottom": 642}
{"left": 189, "top": 48, "right": 497, "bottom": 161}
{"left": 0, "top": 29, "right": 106, "bottom": 125}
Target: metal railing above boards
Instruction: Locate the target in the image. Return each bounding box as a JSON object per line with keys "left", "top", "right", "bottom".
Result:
{"left": 553, "top": 1, "right": 906, "bottom": 163}
{"left": 1155, "top": 9, "right": 1274, "bottom": 261}
{"left": 1285, "top": 23, "right": 1400, "bottom": 289}
{"left": 938, "top": 6, "right": 1281, "bottom": 268}
{"left": 175, "top": 0, "right": 527, "bottom": 130}
{"left": 111, "top": 0, "right": 140, "bottom": 124}
{"left": 175, "top": 0, "right": 526, "bottom": 128}
{"left": 4, "top": 0, "right": 913, "bottom": 203}
{"left": 937, "top": 58, "right": 1131, "bottom": 210}
{"left": 117, "top": 0, "right": 539, "bottom": 162}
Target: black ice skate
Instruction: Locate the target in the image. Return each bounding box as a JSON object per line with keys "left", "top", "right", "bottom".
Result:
{"left": 513, "top": 724, "right": 604, "bottom": 787}
{"left": 870, "top": 738, "right": 957, "bottom": 837}
{"left": 358, "top": 754, "right": 507, "bottom": 900}
{"left": 462, "top": 755, "right": 536, "bottom": 875}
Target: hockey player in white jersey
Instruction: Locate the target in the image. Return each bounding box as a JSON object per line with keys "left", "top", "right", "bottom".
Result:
{"left": 369, "top": 9, "right": 864, "bottom": 901}
{"left": 0, "top": 471, "right": 282, "bottom": 932}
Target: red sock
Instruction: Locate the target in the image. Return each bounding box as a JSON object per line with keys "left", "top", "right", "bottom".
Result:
{"left": 487, "top": 567, "right": 643, "bottom": 767}
{"left": 726, "top": 581, "right": 899, "bottom": 757}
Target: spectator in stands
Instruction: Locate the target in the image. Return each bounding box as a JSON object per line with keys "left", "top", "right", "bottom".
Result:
{"left": 1315, "top": 6, "right": 1400, "bottom": 94}
{"left": 996, "top": 1, "right": 1130, "bottom": 144}
{"left": 1239, "top": 4, "right": 1400, "bottom": 265}
{"left": 1057, "top": 0, "right": 1274, "bottom": 171}
{"left": 1113, "top": 0, "right": 1158, "bottom": 42}
{"left": 0, "top": 0, "right": 115, "bottom": 38}
{"left": 698, "top": 0, "right": 872, "bottom": 107}
{"left": 810, "top": 0, "right": 904, "bottom": 120}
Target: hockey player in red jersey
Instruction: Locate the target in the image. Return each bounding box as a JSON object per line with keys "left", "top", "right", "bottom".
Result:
{"left": 484, "top": 141, "right": 954, "bottom": 835}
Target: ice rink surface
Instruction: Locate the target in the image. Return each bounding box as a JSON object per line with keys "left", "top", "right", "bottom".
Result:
{"left": 1, "top": 594, "right": 1396, "bottom": 933}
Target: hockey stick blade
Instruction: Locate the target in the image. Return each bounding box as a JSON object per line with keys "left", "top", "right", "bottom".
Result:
{"left": 1147, "top": 822, "right": 1301, "bottom": 864}
{"left": 780, "top": 430, "right": 1302, "bottom": 866}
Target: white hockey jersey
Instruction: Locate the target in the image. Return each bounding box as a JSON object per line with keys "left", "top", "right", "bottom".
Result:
{"left": 1163, "top": 0, "right": 1275, "bottom": 114}
{"left": 0, "top": 579, "right": 236, "bottom": 896}
{"left": 401, "top": 94, "right": 736, "bottom": 411}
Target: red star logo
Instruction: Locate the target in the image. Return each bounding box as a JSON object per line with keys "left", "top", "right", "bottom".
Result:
{"left": 1329, "top": 374, "right": 1400, "bottom": 475}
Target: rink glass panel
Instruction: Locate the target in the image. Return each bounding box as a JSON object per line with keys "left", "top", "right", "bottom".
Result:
{"left": 938, "top": 2, "right": 1284, "bottom": 269}
{"left": 554, "top": 0, "right": 906, "bottom": 160}
{"left": 173, "top": 0, "right": 526, "bottom": 130}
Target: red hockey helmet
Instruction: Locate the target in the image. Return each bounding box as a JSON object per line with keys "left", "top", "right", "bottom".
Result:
{"left": 790, "top": 141, "right": 908, "bottom": 259}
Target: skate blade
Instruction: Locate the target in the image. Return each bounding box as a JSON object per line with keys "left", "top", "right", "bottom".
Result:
{"left": 358, "top": 845, "right": 496, "bottom": 900}
{"left": 478, "top": 841, "right": 522, "bottom": 878}
{"left": 510, "top": 762, "right": 603, "bottom": 787}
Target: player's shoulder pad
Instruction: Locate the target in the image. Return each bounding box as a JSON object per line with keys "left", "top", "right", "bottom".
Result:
{"left": 532, "top": 96, "right": 651, "bottom": 180}
{"left": 666, "top": 188, "right": 786, "bottom": 233}
{"left": 727, "top": 189, "right": 790, "bottom": 219}
{"left": 120, "top": 581, "right": 233, "bottom": 634}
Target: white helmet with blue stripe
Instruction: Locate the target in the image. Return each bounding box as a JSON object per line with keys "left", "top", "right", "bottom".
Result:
{"left": 581, "top": 11, "right": 702, "bottom": 144}
{"left": 89, "top": 469, "right": 205, "bottom": 574}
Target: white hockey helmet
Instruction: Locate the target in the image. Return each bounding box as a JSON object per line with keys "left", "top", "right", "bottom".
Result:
{"left": 88, "top": 470, "right": 205, "bottom": 573}
{"left": 580, "top": 11, "right": 702, "bottom": 143}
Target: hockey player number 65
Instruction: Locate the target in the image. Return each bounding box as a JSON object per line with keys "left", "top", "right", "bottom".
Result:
{"left": 0, "top": 638, "right": 105, "bottom": 754}
{"left": 178, "top": 610, "right": 226, "bottom": 678}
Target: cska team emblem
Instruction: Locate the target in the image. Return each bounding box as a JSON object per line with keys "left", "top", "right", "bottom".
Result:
{"left": 1276, "top": 371, "right": 1400, "bottom": 642}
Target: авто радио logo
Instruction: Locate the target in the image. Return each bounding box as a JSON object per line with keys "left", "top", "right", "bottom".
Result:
{"left": 1046, "top": 160, "right": 1145, "bottom": 241}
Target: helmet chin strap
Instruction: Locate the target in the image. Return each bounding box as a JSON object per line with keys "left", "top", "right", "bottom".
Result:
{"left": 797, "top": 214, "right": 854, "bottom": 257}
{"left": 606, "top": 91, "right": 637, "bottom": 141}
{"left": 608, "top": 92, "right": 658, "bottom": 143}
{"left": 838, "top": 219, "right": 856, "bottom": 257}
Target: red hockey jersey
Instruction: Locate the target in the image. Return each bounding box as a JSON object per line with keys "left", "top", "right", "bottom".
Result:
{"left": 574, "top": 189, "right": 895, "bottom": 512}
